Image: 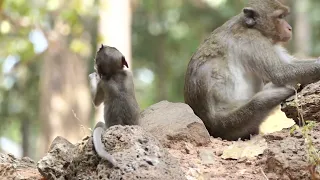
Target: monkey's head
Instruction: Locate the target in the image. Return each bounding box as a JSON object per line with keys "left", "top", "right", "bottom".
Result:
{"left": 242, "top": 0, "right": 292, "bottom": 43}
{"left": 95, "top": 44, "right": 129, "bottom": 78}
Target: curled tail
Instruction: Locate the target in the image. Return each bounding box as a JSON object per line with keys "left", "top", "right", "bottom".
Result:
{"left": 93, "top": 121, "right": 117, "bottom": 166}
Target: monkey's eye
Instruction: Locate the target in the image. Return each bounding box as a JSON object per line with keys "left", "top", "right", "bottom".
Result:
{"left": 278, "top": 14, "right": 285, "bottom": 19}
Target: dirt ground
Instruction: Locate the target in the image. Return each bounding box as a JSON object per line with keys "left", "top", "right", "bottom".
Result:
{"left": 167, "top": 124, "right": 320, "bottom": 180}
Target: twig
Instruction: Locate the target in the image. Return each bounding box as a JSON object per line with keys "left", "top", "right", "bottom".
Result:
{"left": 72, "top": 109, "right": 92, "bottom": 134}
{"left": 293, "top": 88, "right": 305, "bottom": 126}
{"left": 72, "top": 109, "right": 82, "bottom": 123}
{"left": 260, "top": 167, "right": 269, "bottom": 180}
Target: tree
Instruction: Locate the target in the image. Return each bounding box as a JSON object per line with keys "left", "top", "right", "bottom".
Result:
{"left": 37, "top": 7, "right": 94, "bottom": 158}
{"left": 293, "top": 0, "right": 311, "bottom": 57}
{"left": 94, "top": 0, "right": 133, "bottom": 123}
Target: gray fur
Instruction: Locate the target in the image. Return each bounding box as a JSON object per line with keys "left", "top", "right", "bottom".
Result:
{"left": 184, "top": 2, "right": 320, "bottom": 140}
{"left": 90, "top": 45, "right": 140, "bottom": 166}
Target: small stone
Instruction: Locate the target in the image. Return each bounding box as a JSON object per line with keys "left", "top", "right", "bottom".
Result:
{"left": 245, "top": 160, "right": 252, "bottom": 165}
{"left": 184, "top": 143, "right": 196, "bottom": 154}
{"left": 198, "top": 148, "right": 215, "bottom": 165}
{"left": 215, "top": 150, "right": 223, "bottom": 156}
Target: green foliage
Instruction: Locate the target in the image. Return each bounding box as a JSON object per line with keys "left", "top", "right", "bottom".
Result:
{"left": 132, "top": 0, "right": 246, "bottom": 108}
{"left": 0, "top": 0, "right": 96, "bottom": 157}
{"left": 132, "top": 0, "right": 320, "bottom": 110}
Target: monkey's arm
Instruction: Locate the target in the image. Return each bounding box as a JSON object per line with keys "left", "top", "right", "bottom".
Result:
{"left": 290, "top": 58, "right": 320, "bottom": 64}
{"left": 92, "top": 121, "right": 117, "bottom": 166}
{"left": 89, "top": 73, "right": 104, "bottom": 106}
{"left": 273, "top": 45, "right": 320, "bottom": 64}
{"left": 245, "top": 43, "right": 320, "bottom": 86}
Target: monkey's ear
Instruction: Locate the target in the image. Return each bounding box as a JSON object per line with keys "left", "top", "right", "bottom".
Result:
{"left": 99, "top": 44, "right": 104, "bottom": 51}
{"left": 121, "top": 56, "right": 129, "bottom": 68}
{"left": 243, "top": 7, "right": 257, "bottom": 27}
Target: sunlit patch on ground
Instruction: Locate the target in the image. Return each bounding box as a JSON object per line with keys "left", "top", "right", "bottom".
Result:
{"left": 259, "top": 105, "right": 296, "bottom": 134}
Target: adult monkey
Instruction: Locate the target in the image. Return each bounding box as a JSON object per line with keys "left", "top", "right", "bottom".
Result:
{"left": 184, "top": 0, "right": 320, "bottom": 140}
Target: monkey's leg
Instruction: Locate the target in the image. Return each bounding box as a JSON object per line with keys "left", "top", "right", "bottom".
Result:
{"left": 93, "top": 121, "right": 117, "bottom": 166}
{"left": 207, "top": 86, "right": 295, "bottom": 140}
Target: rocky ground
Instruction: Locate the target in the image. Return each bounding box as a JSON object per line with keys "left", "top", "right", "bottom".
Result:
{"left": 168, "top": 127, "right": 320, "bottom": 180}
{"left": 1, "top": 81, "right": 320, "bottom": 180}
{"left": 282, "top": 80, "right": 320, "bottom": 124}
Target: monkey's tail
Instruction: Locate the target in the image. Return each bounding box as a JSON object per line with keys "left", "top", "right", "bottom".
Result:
{"left": 93, "top": 122, "right": 117, "bottom": 166}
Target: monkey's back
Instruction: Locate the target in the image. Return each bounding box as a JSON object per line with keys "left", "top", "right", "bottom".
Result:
{"left": 102, "top": 71, "right": 140, "bottom": 128}
{"left": 184, "top": 14, "right": 261, "bottom": 123}
{"left": 184, "top": 24, "right": 230, "bottom": 116}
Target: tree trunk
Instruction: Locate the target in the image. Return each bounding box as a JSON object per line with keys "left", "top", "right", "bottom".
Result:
{"left": 154, "top": 34, "right": 167, "bottom": 101}
{"left": 37, "top": 35, "right": 91, "bottom": 158}
{"left": 21, "top": 118, "right": 29, "bottom": 157}
{"left": 293, "top": 0, "right": 311, "bottom": 57}
{"left": 94, "top": 0, "right": 133, "bottom": 123}
{"left": 154, "top": 0, "right": 168, "bottom": 102}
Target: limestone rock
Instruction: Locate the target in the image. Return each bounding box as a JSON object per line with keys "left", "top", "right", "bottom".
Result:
{"left": 0, "top": 153, "right": 43, "bottom": 180}
{"left": 37, "top": 136, "right": 76, "bottom": 179}
{"left": 37, "top": 125, "right": 186, "bottom": 180}
{"left": 282, "top": 80, "right": 320, "bottom": 123}
{"left": 140, "top": 101, "right": 210, "bottom": 148}
{"left": 262, "top": 127, "right": 320, "bottom": 180}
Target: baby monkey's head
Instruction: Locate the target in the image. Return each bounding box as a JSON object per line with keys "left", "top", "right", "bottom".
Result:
{"left": 95, "top": 44, "right": 128, "bottom": 78}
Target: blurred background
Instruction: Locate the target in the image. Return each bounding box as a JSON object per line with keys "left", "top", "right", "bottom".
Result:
{"left": 0, "top": 0, "right": 320, "bottom": 160}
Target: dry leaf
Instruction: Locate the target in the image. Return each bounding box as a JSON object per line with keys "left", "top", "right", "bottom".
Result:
{"left": 222, "top": 136, "right": 267, "bottom": 160}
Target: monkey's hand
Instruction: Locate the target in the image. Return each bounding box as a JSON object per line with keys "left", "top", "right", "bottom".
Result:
{"left": 316, "top": 57, "right": 320, "bottom": 63}
{"left": 89, "top": 72, "right": 100, "bottom": 95}
{"left": 89, "top": 72, "right": 105, "bottom": 107}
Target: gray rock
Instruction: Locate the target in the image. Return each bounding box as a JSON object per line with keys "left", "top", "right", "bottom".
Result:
{"left": 37, "top": 136, "right": 76, "bottom": 179}
{"left": 37, "top": 125, "right": 186, "bottom": 180}
{"left": 0, "top": 153, "right": 43, "bottom": 180}
{"left": 282, "top": 80, "right": 320, "bottom": 123}
{"left": 140, "top": 101, "right": 211, "bottom": 147}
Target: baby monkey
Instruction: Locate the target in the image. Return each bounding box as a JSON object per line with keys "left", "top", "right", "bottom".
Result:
{"left": 89, "top": 45, "right": 140, "bottom": 166}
